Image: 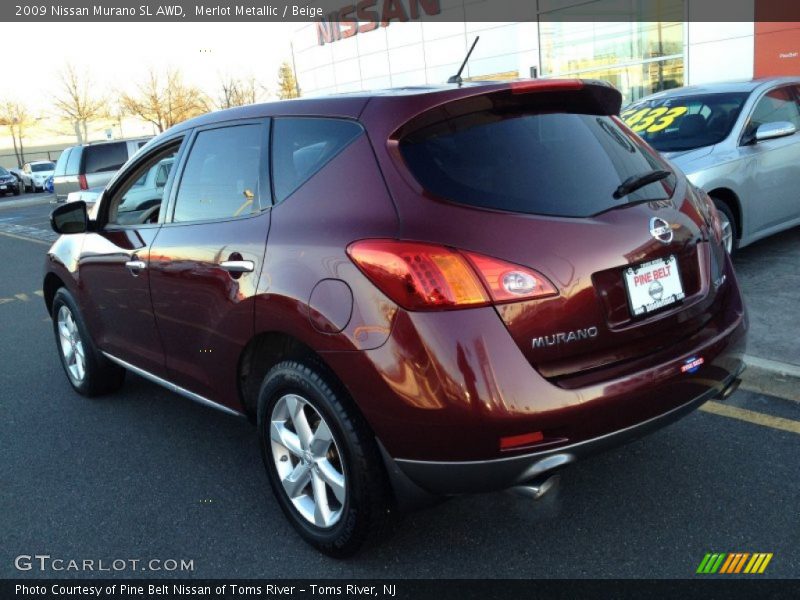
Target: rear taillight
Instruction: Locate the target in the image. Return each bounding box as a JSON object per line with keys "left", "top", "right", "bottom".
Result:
{"left": 347, "top": 240, "right": 557, "bottom": 311}
{"left": 78, "top": 174, "right": 88, "bottom": 190}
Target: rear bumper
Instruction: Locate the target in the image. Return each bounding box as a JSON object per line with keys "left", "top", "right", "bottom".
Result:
{"left": 386, "top": 365, "right": 742, "bottom": 496}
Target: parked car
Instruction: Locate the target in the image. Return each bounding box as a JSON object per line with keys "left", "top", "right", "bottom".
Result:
{"left": 623, "top": 77, "right": 800, "bottom": 253}
{"left": 21, "top": 160, "right": 56, "bottom": 192}
{"left": 0, "top": 166, "right": 22, "bottom": 196}
{"left": 52, "top": 137, "right": 151, "bottom": 202}
{"left": 45, "top": 80, "right": 747, "bottom": 557}
{"left": 8, "top": 168, "right": 26, "bottom": 193}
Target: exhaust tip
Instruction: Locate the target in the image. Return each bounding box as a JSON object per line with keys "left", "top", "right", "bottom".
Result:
{"left": 717, "top": 377, "right": 741, "bottom": 401}
{"left": 509, "top": 473, "right": 560, "bottom": 500}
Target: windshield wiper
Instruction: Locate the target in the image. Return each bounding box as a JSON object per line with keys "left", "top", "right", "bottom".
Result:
{"left": 613, "top": 170, "right": 671, "bottom": 200}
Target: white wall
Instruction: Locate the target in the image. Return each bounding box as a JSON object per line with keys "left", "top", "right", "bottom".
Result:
{"left": 686, "top": 22, "right": 755, "bottom": 85}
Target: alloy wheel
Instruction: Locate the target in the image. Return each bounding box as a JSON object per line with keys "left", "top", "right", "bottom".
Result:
{"left": 57, "top": 305, "right": 86, "bottom": 382}
{"left": 718, "top": 211, "right": 733, "bottom": 254}
{"left": 270, "top": 393, "right": 346, "bottom": 528}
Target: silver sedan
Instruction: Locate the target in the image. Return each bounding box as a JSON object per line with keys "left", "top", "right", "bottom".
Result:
{"left": 622, "top": 77, "right": 800, "bottom": 253}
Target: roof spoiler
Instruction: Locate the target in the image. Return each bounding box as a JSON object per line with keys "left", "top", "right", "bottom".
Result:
{"left": 392, "top": 79, "right": 623, "bottom": 141}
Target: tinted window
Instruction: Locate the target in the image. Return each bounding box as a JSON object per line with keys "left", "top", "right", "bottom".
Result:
{"left": 272, "top": 118, "right": 362, "bottom": 202}
{"left": 745, "top": 86, "right": 800, "bottom": 139}
{"left": 31, "top": 162, "right": 55, "bottom": 172}
{"left": 400, "top": 110, "right": 675, "bottom": 218}
{"left": 65, "top": 147, "right": 82, "bottom": 175}
{"left": 173, "top": 125, "right": 262, "bottom": 222}
{"left": 109, "top": 145, "right": 180, "bottom": 226}
{"left": 84, "top": 142, "right": 127, "bottom": 174}
{"left": 622, "top": 92, "right": 749, "bottom": 152}
{"left": 54, "top": 148, "right": 72, "bottom": 176}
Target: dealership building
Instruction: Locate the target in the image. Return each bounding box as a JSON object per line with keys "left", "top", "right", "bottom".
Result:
{"left": 291, "top": 0, "right": 800, "bottom": 105}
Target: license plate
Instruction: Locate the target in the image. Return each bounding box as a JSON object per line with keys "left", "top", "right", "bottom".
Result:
{"left": 623, "top": 255, "right": 685, "bottom": 317}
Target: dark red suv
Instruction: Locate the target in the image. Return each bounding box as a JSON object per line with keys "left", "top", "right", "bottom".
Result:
{"left": 45, "top": 80, "right": 747, "bottom": 556}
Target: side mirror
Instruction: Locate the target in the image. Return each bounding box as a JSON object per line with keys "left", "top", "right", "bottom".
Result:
{"left": 755, "top": 121, "right": 796, "bottom": 142}
{"left": 50, "top": 201, "right": 88, "bottom": 234}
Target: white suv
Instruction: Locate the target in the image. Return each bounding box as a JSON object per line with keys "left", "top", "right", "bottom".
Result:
{"left": 21, "top": 160, "right": 56, "bottom": 192}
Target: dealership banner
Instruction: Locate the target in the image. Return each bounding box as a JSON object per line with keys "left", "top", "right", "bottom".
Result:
{"left": 3, "top": 579, "right": 798, "bottom": 599}
{"left": 4, "top": 0, "right": 800, "bottom": 22}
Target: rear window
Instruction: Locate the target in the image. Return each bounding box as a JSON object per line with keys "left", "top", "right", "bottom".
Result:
{"left": 400, "top": 110, "right": 675, "bottom": 218}
{"left": 84, "top": 142, "right": 127, "bottom": 174}
{"left": 66, "top": 147, "right": 82, "bottom": 175}
{"left": 54, "top": 148, "right": 72, "bottom": 176}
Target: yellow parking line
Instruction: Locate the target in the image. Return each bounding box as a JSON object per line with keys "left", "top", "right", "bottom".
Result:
{"left": 14, "top": 293, "right": 29, "bottom": 302}
{"left": 33, "top": 290, "right": 44, "bottom": 297}
{"left": 0, "top": 231, "right": 50, "bottom": 245}
{"left": 700, "top": 401, "right": 800, "bottom": 435}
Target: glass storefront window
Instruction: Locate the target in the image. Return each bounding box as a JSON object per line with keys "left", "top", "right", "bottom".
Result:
{"left": 538, "top": 2, "right": 686, "bottom": 104}
{"left": 571, "top": 57, "right": 684, "bottom": 105}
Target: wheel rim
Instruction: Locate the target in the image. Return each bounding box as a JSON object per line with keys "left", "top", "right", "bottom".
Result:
{"left": 270, "top": 394, "right": 346, "bottom": 529}
{"left": 718, "top": 212, "right": 733, "bottom": 253}
{"left": 57, "top": 305, "right": 86, "bottom": 383}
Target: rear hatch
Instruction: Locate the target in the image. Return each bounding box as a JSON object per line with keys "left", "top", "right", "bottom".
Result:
{"left": 382, "top": 82, "right": 725, "bottom": 386}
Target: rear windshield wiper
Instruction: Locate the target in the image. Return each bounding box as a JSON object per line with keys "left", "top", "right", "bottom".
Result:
{"left": 613, "top": 170, "right": 671, "bottom": 200}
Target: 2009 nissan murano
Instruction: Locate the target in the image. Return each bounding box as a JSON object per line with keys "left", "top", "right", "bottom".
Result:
{"left": 45, "top": 80, "right": 747, "bottom": 557}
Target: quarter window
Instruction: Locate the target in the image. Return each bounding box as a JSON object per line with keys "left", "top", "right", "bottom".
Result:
{"left": 271, "top": 118, "right": 363, "bottom": 203}
{"left": 173, "top": 124, "right": 263, "bottom": 223}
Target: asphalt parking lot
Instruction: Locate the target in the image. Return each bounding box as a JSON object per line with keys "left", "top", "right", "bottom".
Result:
{"left": 1, "top": 195, "right": 798, "bottom": 579}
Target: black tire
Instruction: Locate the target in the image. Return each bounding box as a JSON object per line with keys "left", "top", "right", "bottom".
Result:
{"left": 710, "top": 198, "right": 737, "bottom": 254}
{"left": 51, "top": 288, "right": 125, "bottom": 396}
{"left": 257, "top": 360, "right": 391, "bottom": 557}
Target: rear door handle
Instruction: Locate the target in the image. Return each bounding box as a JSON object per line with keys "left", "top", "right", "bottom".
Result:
{"left": 220, "top": 260, "right": 254, "bottom": 273}
{"left": 125, "top": 259, "right": 147, "bottom": 274}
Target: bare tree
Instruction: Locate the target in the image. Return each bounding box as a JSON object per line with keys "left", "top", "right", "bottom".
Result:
{"left": 52, "top": 63, "right": 107, "bottom": 144}
{"left": 218, "top": 75, "right": 264, "bottom": 109}
{"left": 277, "top": 61, "right": 300, "bottom": 100}
{"left": 0, "top": 101, "right": 29, "bottom": 167}
{"left": 120, "top": 68, "right": 209, "bottom": 133}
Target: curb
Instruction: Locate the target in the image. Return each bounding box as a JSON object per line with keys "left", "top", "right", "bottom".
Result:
{"left": 740, "top": 355, "right": 800, "bottom": 402}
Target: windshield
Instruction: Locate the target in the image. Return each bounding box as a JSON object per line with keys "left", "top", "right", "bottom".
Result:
{"left": 400, "top": 110, "right": 675, "bottom": 218}
{"left": 622, "top": 92, "right": 749, "bottom": 152}
{"left": 0, "top": 167, "right": 9, "bottom": 176}
{"left": 32, "top": 162, "right": 55, "bottom": 172}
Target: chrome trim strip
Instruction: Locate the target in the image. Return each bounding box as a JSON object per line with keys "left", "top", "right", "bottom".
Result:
{"left": 102, "top": 352, "right": 245, "bottom": 418}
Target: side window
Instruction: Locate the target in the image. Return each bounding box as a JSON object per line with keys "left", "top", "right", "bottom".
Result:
{"left": 107, "top": 144, "right": 180, "bottom": 226}
{"left": 271, "top": 118, "right": 363, "bottom": 203}
{"left": 53, "top": 150, "right": 70, "bottom": 177}
{"left": 746, "top": 87, "right": 800, "bottom": 138}
{"left": 84, "top": 142, "right": 127, "bottom": 174}
{"left": 172, "top": 124, "right": 263, "bottom": 223}
{"left": 66, "top": 147, "right": 82, "bottom": 175}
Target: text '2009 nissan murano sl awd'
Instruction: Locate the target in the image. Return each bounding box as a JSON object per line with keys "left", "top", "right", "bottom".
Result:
{"left": 45, "top": 79, "right": 747, "bottom": 557}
